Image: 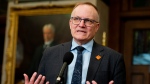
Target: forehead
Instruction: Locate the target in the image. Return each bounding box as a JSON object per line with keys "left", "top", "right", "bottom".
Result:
{"left": 43, "top": 27, "right": 52, "bottom": 31}
{"left": 72, "top": 5, "right": 98, "bottom": 19}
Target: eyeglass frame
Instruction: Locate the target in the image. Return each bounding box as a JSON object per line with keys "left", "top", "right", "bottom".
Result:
{"left": 70, "top": 17, "right": 99, "bottom": 26}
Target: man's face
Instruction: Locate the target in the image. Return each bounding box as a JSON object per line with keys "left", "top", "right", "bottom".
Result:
{"left": 43, "top": 28, "right": 54, "bottom": 42}
{"left": 69, "top": 5, "right": 100, "bottom": 44}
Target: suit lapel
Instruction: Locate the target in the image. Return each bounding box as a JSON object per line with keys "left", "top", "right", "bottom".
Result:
{"left": 59, "top": 41, "right": 72, "bottom": 57}
{"left": 86, "top": 42, "right": 104, "bottom": 82}
{"left": 59, "top": 41, "right": 72, "bottom": 83}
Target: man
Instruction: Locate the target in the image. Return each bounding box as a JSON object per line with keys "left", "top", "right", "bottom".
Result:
{"left": 24, "top": 2, "right": 126, "bottom": 84}
{"left": 27, "top": 24, "right": 56, "bottom": 78}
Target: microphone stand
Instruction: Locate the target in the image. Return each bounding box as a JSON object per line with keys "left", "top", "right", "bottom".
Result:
{"left": 55, "top": 62, "right": 67, "bottom": 84}
{"left": 55, "top": 76, "right": 64, "bottom": 84}
{"left": 55, "top": 77, "right": 64, "bottom": 84}
{"left": 55, "top": 52, "right": 74, "bottom": 84}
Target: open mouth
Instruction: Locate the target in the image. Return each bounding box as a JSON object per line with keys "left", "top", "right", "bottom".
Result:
{"left": 77, "top": 30, "right": 86, "bottom": 33}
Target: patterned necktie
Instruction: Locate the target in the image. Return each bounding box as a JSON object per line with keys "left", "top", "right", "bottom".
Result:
{"left": 71, "top": 46, "right": 84, "bottom": 84}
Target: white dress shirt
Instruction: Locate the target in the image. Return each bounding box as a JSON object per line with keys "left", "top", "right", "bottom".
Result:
{"left": 66, "top": 39, "right": 94, "bottom": 84}
{"left": 43, "top": 40, "right": 53, "bottom": 48}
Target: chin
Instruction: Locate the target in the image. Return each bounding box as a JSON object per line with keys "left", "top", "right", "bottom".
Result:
{"left": 75, "top": 38, "right": 87, "bottom": 42}
{"left": 75, "top": 36, "right": 85, "bottom": 40}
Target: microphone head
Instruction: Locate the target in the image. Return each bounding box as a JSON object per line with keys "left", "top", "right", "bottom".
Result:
{"left": 63, "top": 52, "right": 74, "bottom": 65}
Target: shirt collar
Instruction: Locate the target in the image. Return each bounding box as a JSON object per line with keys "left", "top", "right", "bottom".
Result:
{"left": 71, "top": 39, "right": 94, "bottom": 52}
{"left": 44, "top": 39, "right": 53, "bottom": 45}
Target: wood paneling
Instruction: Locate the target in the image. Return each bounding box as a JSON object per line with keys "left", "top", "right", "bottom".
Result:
{"left": 109, "top": 0, "right": 150, "bottom": 84}
{"left": 108, "top": 0, "right": 121, "bottom": 51}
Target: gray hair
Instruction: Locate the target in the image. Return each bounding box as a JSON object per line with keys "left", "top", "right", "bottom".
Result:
{"left": 43, "top": 24, "right": 55, "bottom": 33}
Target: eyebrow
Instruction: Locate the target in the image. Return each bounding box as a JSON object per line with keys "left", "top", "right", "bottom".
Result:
{"left": 74, "top": 16, "right": 92, "bottom": 20}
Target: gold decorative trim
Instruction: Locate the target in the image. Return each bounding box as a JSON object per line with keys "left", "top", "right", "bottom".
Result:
{"left": 11, "top": 4, "right": 74, "bottom": 10}
{"left": 4, "top": 3, "right": 74, "bottom": 84}
{"left": 102, "top": 32, "right": 106, "bottom": 46}
{"left": 5, "top": 12, "right": 18, "bottom": 84}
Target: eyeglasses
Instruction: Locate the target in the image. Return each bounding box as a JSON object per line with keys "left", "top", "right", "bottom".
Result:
{"left": 71, "top": 17, "right": 99, "bottom": 26}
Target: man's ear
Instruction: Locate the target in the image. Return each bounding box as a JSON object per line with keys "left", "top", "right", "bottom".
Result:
{"left": 69, "top": 20, "right": 72, "bottom": 29}
{"left": 96, "top": 23, "right": 100, "bottom": 32}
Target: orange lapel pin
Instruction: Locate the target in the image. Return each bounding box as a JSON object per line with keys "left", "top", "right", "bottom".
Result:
{"left": 96, "top": 55, "right": 101, "bottom": 60}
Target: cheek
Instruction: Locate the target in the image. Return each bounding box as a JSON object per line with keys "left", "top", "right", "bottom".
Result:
{"left": 70, "top": 25, "right": 77, "bottom": 33}
{"left": 69, "top": 20, "right": 74, "bottom": 30}
{"left": 88, "top": 28, "right": 97, "bottom": 35}
{"left": 48, "top": 35, "right": 52, "bottom": 37}
{"left": 70, "top": 28, "right": 76, "bottom": 37}
{"left": 88, "top": 28, "right": 94, "bottom": 33}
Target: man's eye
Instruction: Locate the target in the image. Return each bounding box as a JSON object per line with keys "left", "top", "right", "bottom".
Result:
{"left": 74, "top": 18, "right": 80, "bottom": 20}
{"left": 85, "top": 19, "right": 92, "bottom": 23}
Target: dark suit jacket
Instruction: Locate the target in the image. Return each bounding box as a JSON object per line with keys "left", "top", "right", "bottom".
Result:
{"left": 28, "top": 41, "right": 56, "bottom": 77}
{"left": 38, "top": 41, "right": 126, "bottom": 84}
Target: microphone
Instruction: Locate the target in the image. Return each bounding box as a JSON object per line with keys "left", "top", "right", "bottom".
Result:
{"left": 55, "top": 52, "right": 74, "bottom": 84}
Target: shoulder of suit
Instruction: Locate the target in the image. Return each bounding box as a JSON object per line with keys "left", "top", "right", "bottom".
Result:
{"left": 103, "top": 47, "right": 122, "bottom": 58}
{"left": 45, "top": 41, "right": 71, "bottom": 50}
{"left": 94, "top": 42, "right": 122, "bottom": 56}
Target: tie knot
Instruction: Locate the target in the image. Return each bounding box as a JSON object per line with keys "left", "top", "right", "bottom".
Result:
{"left": 76, "top": 46, "right": 84, "bottom": 52}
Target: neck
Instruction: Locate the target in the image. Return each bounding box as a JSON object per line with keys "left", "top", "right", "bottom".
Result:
{"left": 45, "top": 39, "right": 53, "bottom": 44}
{"left": 73, "top": 39, "right": 92, "bottom": 46}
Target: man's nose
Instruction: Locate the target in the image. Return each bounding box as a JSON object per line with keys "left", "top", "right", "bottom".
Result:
{"left": 79, "top": 20, "right": 86, "bottom": 27}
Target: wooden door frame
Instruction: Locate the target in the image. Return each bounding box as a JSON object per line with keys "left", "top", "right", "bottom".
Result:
{"left": 124, "top": 20, "right": 150, "bottom": 84}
